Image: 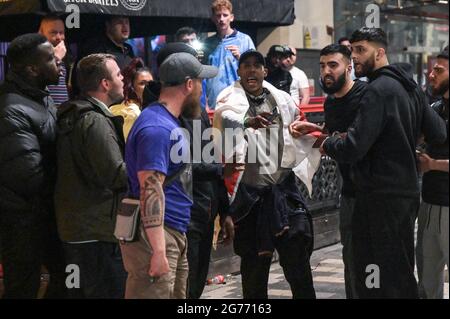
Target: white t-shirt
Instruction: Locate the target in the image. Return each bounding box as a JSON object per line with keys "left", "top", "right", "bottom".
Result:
{"left": 289, "top": 66, "right": 309, "bottom": 104}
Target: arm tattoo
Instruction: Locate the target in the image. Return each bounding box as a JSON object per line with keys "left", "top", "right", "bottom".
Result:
{"left": 140, "top": 172, "right": 165, "bottom": 229}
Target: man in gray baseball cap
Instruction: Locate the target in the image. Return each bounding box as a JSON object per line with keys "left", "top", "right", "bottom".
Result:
{"left": 159, "top": 52, "right": 218, "bottom": 86}
{"left": 120, "top": 52, "right": 218, "bottom": 299}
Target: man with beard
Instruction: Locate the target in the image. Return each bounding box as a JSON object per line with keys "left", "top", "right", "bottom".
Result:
{"left": 319, "top": 44, "right": 367, "bottom": 298}
{"left": 120, "top": 53, "right": 218, "bottom": 299}
{"left": 0, "top": 33, "right": 66, "bottom": 299}
{"left": 54, "top": 54, "right": 128, "bottom": 298}
{"left": 416, "top": 46, "right": 449, "bottom": 299}
{"left": 320, "top": 28, "right": 447, "bottom": 298}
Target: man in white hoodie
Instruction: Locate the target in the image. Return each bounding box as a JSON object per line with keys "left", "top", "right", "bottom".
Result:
{"left": 213, "top": 50, "right": 322, "bottom": 299}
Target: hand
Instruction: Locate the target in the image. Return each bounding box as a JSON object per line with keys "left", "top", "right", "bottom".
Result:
{"left": 226, "top": 45, "right": 241, "bottom": 59}
{"left": 244, "top": 112, "right": 272, "bottom": 129}
{"left": 223, "top": 162, "right": 245, "bottom": 178}
{"left": 418, "top": 153, "right": 435, "bottom": 173}
{"left": 289, "top": 120, "right": 323, "bottom": 138}
{"left": 54, "top": 41, "right": 67, "bottom": 61}
{"left": 149, "top": 251, "right": 170, "bottom": 278}
{"left": 220, "top": 216, "right": 235, "bottom": 246}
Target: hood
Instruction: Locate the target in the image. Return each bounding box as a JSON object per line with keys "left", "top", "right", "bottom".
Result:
{"left": 57, "top": 98, "right": 95, "bottom": 134}
{"left": 372, "top": 63, "right": 418, "bottom": 92}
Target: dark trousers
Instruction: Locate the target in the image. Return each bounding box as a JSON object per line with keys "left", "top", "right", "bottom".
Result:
{"left": 0, "top": 209, "right": 67, "bottom": 299}
{"left": 63, "top": 241, "right": 126, "bottom": 299}
{"left": 235, "top": 209, "right": 316, "bottom": 299}
{"left": 339, "top": 195, "right": 357, "bottom": 299}
{"left": 352, "top": 192, "right": 419, "bottom": 299}
{"left": 187, "top": 220, "right": 215, "bottom": 299}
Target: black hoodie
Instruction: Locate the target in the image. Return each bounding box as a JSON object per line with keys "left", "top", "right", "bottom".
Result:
{"left": 323, "top": 63, "right": 447, "bottom": 197}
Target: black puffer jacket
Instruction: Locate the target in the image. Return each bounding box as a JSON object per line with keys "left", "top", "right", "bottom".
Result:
{"left": 0, "top": 72, "right": 57, "bottom": 213}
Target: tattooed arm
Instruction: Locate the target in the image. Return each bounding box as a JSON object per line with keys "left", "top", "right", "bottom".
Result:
{"left": 138, "top": 170, "right": 170, "bottom": 278}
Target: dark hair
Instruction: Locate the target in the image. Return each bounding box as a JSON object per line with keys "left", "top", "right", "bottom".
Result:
{"left": 175, "top": 27, "right": 196, "bottom": 42}
{"left": 7, "top": 33, "right": 48, "bottom": 70}
{"left": 437, "top": 46, "right": 449, "bottom": 60}
{"left": 350, "top": 27, "right": 388, "bottom": 50}
{"left": 122, "top": 57, "right": 152, "bottom": 105}
{"left": 320, "top": 44, "right": 351, "bottom": 62}
{"left": 39, "top": 14, "right": 64, "bottom": 26}
{"left": 338, "top": 37, "right": 350, "bottom": 45}
{"left": 77, "top": 53, "right": 116, "bottom": 93}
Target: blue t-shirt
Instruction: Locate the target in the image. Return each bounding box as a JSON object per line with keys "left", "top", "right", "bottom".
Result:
{"left": 204, "top": 30, "right": 255, "bottom": 109}
{"left": 125, "top": 104, "right": 192, "bottom": 233}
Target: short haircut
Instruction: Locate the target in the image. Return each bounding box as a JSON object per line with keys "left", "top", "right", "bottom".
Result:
{"left": 7, "top": 33, "right": 48, "bottom": 70}
{"left": 350, "top": 27, "right": 388, "bottom": 50}
{"left": 338, "top": 37, "right": 350, "bottom": 45}
{"left": 39, "top": 14, "right": 64, "bottom": 27}
{"left": 77, "top": 53, "right": 116, "bottom": 93}
{"left": 211, "top": 0, "right": 233, "bottom": 14}
{"left": 175, "top": 27, "right": 196, "bottom": 41}
{"left": 320, "top": 44, "right": 352, "bottom": 63}
{"left": 437, "top": 46, "right": 449, "bottom": 60}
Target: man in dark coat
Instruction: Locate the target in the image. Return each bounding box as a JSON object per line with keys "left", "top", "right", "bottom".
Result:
{"left": 321, "top": 28, "right": 447, "bottom": 298}
{"left": 0, "top": 33, "right": 66, "bottom": 299}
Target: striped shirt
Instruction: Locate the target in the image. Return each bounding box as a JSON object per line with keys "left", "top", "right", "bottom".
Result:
{"left": 47, "top": 61, "right": 69, "bottom": 106}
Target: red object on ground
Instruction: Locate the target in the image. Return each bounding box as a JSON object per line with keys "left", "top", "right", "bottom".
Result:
{"left": 0, "top": 264, "right": 3, "bottom": 278}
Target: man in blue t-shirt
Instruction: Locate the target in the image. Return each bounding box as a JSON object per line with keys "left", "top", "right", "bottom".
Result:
{"left": 204, "top": 0, "right": 255, "bottom": 109}
{"left": 121, "top": 52, "right": 218, "bottom": 299}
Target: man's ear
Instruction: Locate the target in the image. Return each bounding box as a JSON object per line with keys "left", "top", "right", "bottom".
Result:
{"left": 100, "top": 78, "right": 110, "bottom": 92}
{"left": 264, "top": 67, "right": 268, "bottom": 78}
{"left": 185, "top": 78, "right": 194, "bottom": 94}
{"left": 26, "top": 64, "right": 39, "bottom": 78}
{"left": 376, "top": 47, "right": 386, "bottom": 61}
{"left": 230, "top": 13, "right": 235, "bottom": 23}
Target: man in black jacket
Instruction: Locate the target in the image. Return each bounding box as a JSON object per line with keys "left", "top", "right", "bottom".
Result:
{"left": 55, "top": 53, "right": 128, "bottom": 298}
{"left": 416, "top": 46, "right": 449, "bottom": 299}
{"left": 0, "top": 33, "right": 66, "bottom": 298}
{"left": 319, "top": 44, "right": 368, "bottom": 298}
{"left": 321, "top": 28, "right": 447, "bottom": 298}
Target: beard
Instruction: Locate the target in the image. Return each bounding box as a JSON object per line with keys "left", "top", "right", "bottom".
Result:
{"left": 431, "top": 78, "right": 449, "bottom": 97}
{"left": 355, "top": 54, "right": 376, "bottom": 78}
{"left": 182, "top": 94, "right": 201, "bottom": 119}
{"left": 108, "top": 90, "right": 124, "bottom": 106}
{"left": 321, "top": 72, "right": 347, "bottom": 95}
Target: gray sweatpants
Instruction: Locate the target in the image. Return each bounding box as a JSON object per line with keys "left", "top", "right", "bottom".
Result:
{"left": 416, "top": 202, "right": 449, "bottom": 299}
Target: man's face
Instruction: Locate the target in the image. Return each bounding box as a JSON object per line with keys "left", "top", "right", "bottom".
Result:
{"left": 212, "top": 8, "right": 234, "bottom": 33}
{"left": 106, "top": 59, "right": 124, "bottom": 105}
{"left": 340, "top": 40, "right": 352, "bottom": 51}
{"left": 238, "top": 56, "right": 266, "bottom": 96}
{"left": 106, "top": 17, "right": 130, "bottom": 44}
{"left": 34, "top": 42, "right": 61, "bottom": 86}
{"left": 40, "top": 19, "right": 65, "bottom": 47}
{"left": 180, "top": 33, "right": 197, "bottom": 46}
{"left": 182, "top": 78, "right": 202, "bottom": 119}
{"left": 351, "top": 40, "right": 377, "bottom": 78}
{"left": 280, "top": 54, "right": 294, "bottom": 70}
{"left": 320, "top": 53, "right": 351, "bottom": 95}
{"left": 429, "top": 58, "right": 449, "bottom": 97}
{"left": 270, "top": 54, "right": 284, "bottom": 68}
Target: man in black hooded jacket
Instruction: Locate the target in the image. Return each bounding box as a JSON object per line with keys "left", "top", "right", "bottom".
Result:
{"left": 0, "top": 34, "right": 66, "bottom": 298}
{"left": 321, "top": 28, "right": 447, "bottom": 298}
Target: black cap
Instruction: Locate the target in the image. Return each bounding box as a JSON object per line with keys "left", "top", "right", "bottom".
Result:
{"left": 437, "top": 45, "right": 449, "bottom": 60}
{"left": 157, "top": 42, "right": 198, "bottom": 67}
{"left": 267, "top": 44, "right": 294, "bottom": 58}
{"left": 239, "top": 49, "right": 266, "bottom": 67}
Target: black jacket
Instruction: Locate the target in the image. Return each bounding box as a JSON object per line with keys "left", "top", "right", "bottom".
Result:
{"left": 180, "top": 110, "right": 230, "bottom": 232}
{"left": 422, "top": 98, "right": 449, "bottom": 206}
{"left": 0, "top": 72, "right": 57, "bottom": 213}
{"left": 324, "top": 63, "right": 447, "bottom": 197}
{"left": 55, "top": 97, "right": 127, "bottom": 242}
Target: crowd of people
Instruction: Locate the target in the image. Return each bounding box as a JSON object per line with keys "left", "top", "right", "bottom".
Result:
{"left": 0, "top": 0, "right": 448, "bottom": 300}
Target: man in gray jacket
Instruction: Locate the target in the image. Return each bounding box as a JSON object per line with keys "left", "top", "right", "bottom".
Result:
{"left": 55, "top": 53, "right": 127, "bottom": 298}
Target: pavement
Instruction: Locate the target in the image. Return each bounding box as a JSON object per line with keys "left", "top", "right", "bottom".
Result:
{"left": 202, "top": 242, "right": 449, "bottom": 299}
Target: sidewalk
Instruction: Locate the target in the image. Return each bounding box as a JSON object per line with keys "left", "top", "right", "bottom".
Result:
{"left": 202, "top": 242, "right": 450, "bottom": 299}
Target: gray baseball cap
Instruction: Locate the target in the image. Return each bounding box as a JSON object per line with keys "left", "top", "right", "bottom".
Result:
{"left": 159, "top": 52, "right": 218, "bottom": 86}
